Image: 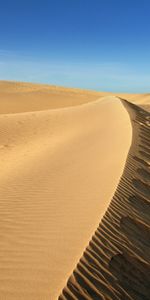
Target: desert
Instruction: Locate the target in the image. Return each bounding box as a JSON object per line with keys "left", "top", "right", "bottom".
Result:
{"left": 0, "top": 81, "right": 149, "bottom": 299}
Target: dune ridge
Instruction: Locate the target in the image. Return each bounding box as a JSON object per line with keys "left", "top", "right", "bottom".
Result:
{"left": 59, "top": 99, "right": 150, "bottom": 300}
{"left": 0, "top": 81, "right": 149, "bottom": 300}
{"left": 0, "top": 82, "right": 132, "bottom": 300}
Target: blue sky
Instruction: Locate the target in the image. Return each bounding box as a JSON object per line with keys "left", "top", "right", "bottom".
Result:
{"left": 0, "top": 0, "right": 150, "bottom": 92}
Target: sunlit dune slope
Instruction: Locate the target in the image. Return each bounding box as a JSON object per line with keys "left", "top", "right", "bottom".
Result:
{"left": 60, "top": 100, "right": 150, "bottom": 300}
{"left": 0, "top": 81, "right": 131, "bottom": 299}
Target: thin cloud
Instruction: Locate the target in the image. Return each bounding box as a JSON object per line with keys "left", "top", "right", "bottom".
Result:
{"left": 0, "top": 55, "right": 150, "bottom": 93}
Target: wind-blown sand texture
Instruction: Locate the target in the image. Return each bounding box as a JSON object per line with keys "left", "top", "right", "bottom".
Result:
{"left": 0, "top": 81, "right": 149, "bottom": 300}
{"left": 59, "top": 100, "right": 150, "bottom": 300}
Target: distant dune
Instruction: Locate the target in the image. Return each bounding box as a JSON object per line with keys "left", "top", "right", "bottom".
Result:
{"left": 0, "top": 81, "right": 149, "bottom": 300}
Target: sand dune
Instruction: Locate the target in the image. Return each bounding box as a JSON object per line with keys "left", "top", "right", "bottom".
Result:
{"left": 59, "top": 100, "right": 150, "bottom": 300}
{"left": 0, "top": 81, "right": 103, "bottom": 113}
{"left": 0, "top": 81, "right": 149, "bottom": 300}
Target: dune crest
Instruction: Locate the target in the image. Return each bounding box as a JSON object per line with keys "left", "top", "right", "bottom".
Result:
{"left": 59, "top": 99, "right": 150, "bottom": 300}
{"left": 0, "top": 82, "right": 132, "bottom": 299}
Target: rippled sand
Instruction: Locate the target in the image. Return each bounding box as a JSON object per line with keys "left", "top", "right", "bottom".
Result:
{"left": 0, "top": 81, "right": 149, "bottom": 299}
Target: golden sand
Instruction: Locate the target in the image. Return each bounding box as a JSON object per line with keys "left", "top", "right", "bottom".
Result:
{"left": 0, "top": 81, "right": 149, "bottom": 299}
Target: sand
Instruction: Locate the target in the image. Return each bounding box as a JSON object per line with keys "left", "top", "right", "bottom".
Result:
{"left": 0, "top": 81, "right": 149, "bottom": 300}
{"left": 60, "top": 100, "right": 150, "bottom": 300}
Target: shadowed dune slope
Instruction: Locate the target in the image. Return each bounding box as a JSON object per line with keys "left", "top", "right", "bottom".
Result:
{"left": 0, "top": 83, "right": 132, "bottom": 300}
{"left": 59, "top": 100, "right": 150, "bottom": 300}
